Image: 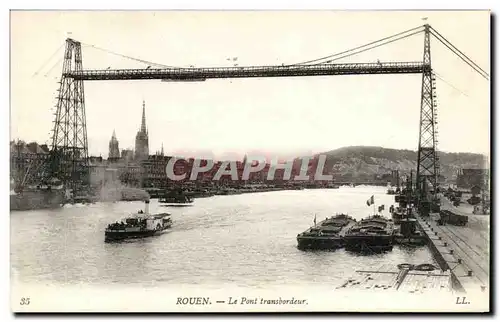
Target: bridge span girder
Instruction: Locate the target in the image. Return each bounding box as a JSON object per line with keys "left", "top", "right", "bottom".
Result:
{"left": 66, "top": 61, "right": 430, "bottom": 81}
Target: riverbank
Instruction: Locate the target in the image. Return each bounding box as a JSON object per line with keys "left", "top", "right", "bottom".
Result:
{"left": 148, "top": 184, "right": 343, "bottom": 200}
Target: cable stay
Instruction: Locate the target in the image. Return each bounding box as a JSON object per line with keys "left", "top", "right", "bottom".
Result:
{"left": 433, "top": 71, "right": 469, "bottom": 97}
{"left": 32, "top": 42, "right": 65, "bottom": 77}
{"left": 430, "top": 26, "right": 488, "bottom": 77}
{"left": 290, "top": 25, "right": 425, "bottom": 66}
{"left": 43, "top": 57, "right": 63, "bottom": 77}
{"left": 308, "top": 29, "right": 424, "bottom": 66}
{"left": 429, "top": 26, "right": 489, "bottom": 80}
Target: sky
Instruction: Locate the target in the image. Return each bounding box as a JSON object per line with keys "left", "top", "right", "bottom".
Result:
{"left": 10, "top": 10, "right": 490, "bottom": 160}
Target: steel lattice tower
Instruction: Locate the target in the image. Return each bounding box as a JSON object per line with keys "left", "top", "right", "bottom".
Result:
{"left": 416, "top": 24, "right": 439, "bottom": 201}
{"left": 51, "top": 38, "right": 90, "bottom": 193}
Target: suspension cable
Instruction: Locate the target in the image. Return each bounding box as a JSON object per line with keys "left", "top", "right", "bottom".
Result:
{"left": 81, "top": 42, "right": 182, "bottom": 69}
{"left": 67, "top": 25, "right": 489, "bottom": 84}
{"left": 290, "top": 25, "right": 425, "bottom": 66}
{"left": 429, "top": 28, "right": 489, "bottom": 80}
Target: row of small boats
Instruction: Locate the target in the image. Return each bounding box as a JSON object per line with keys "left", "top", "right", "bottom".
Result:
{"left": 105, "top": 192, "right": 423, "bottom": 249}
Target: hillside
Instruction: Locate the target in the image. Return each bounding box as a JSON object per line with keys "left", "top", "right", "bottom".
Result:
{"left": 315, "top": 146, "right": 488, "bottom": 182}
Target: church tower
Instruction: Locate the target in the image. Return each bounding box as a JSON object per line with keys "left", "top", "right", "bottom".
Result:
{"left": 108, "top": 129, "right": 120, "bottom": 160}
{"left": 135, "top": 100, "right": 149, "bottom": 160}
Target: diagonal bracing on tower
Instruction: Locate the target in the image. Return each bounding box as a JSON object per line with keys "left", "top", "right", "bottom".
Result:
{"left": 51, "top": 38, "right": 90, "bottom": 193}
{"left": 416, "top": 24, "right": 439, "bottom": 202}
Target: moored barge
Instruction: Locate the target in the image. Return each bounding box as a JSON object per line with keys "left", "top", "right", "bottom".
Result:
{"left": 344, "top": 214, "right": 395, "bottom": 252}
{"left": 297, "top": 214, "right": 356, "bottom": 250}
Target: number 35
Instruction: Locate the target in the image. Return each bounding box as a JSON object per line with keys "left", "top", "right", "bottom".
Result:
{"left": 20, "top": 297, "right": 30, "bottom": 305}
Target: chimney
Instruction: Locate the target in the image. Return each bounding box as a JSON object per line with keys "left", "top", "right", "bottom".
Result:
{"left": 145, "top": 200, "right": 150, "bottom": 215}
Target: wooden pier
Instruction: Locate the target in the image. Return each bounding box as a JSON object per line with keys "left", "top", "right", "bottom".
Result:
{"left": 414, "top": 198, "right": 490, "bottom": 294}
{"left": 338, "top": 263, "right": 451, "bottom": 293}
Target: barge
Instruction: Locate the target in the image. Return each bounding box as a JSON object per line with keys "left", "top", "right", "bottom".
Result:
{"left": 344, "top": 214, "right": 395, "bottom": 252}
{"left": 159, "top": 189, "right": 193, "bottom": 204}
{"left": 297, "top": 214, "right": 356, "bottom": 250}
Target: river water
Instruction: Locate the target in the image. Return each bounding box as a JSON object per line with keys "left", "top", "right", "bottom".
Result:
{"left": 11, "top": 186, "right": 436, "bottom": 289}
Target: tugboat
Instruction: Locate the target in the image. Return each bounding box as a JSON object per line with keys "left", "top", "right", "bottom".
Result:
{"left": 394, "top": 217, "right": 427, "bottom": 246}
{"left": 391, "top": 206, "right": 405, "bottom": 224}
{"left": 344, "top": 214, "right": 395, "bottom": 252}
{"left": 105, "top": 200, "right": 172, "bottom": 242}
{"left": 297, "top": 214, "right": 356, "bottom": 250}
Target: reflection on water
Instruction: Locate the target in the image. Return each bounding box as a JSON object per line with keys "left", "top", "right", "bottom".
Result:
{"left": 11, "top": 186, "right": 436, "bottom": 287}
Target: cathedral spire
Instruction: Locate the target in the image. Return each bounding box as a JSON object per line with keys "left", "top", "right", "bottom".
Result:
{"left": 135, "top": 99, "right": 150, "bottom": 161}
{"left": 141, "top": 100, "right": 147, "bottom": 133}
{"left": 161, "top": 143, "right": 164, "bottom": 156}
{"left": 108, "top": 129, "right": 120, "bottom": 159}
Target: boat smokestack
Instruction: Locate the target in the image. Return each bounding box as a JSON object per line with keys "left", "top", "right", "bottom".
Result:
{"left": 145, "top": 200, "right": 150, "bottom": 215}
